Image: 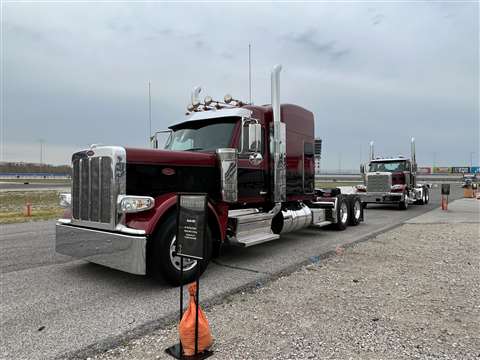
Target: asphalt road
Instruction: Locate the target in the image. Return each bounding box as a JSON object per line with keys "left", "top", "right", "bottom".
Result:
{"left": 0, "top": 184, "right": 465, "bottom": 360}
{"left": 0, "top": 182, "right": 70, "bottom": 192}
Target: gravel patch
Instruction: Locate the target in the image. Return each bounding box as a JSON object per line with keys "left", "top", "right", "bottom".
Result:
{"left": 88, "top": 223, "right": 479, "bottom": 360}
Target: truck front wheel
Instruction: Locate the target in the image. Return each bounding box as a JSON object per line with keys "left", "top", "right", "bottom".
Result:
{"left": 148, "top": 213, "right": 212, "bottom": 286}
{"left": 399, "top": 192, "right": 409, "bottom": 210}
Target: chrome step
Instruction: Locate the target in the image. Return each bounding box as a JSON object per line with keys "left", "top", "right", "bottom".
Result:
{"left": 230, "top": 233, "right": 280, "bottom": 247}
{"left": 228, "top": 210, "right": 279, "bottom": 247}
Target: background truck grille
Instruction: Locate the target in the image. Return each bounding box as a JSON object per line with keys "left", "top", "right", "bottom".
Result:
{"left": 367, "top": 174, "right": 391, "bottom": 193}
{"left": 72, "top": 156, "right": 113, "bottom": 223}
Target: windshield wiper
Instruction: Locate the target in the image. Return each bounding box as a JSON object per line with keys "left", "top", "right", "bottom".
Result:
{"left": 184, "top": 147, "right": 204, "bottom": 152}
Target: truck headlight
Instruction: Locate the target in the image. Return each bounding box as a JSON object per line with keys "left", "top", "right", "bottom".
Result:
{"left": 59, "top": 193, "right": 71, "bottom": 208}
{"left": 118, "top": 195, "right": 155, "bottom": 213}
{"left": 356, "top": 184, "right": 366, "bottom": 192}
{"left": 391, "top": 184, "right": 404, "bottom": 191}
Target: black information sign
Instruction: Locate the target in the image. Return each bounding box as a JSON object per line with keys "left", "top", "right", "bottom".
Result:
{"left": 175, "top": 193, "right": 208, "bottom": 260}
{"left": 441, "top": 184, "right": 450, "bottom": 195}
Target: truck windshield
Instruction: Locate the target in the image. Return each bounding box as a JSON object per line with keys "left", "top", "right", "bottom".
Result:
{"left": 165, "top": 119, "right": 237, "bottom": 151}
{"left": 369, "top": 161, "right": 407, "bottom": 172}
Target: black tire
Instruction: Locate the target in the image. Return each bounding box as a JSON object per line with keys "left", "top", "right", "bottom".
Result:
{"left": 348, "top": 197, "right": 362, "bottom": 226}
{"left": 424, "top": 188, "right": 429, "bottom": 204}
{"left": 399, "top": 191, "right": 409, "bottom": 210}
{"left": 334, "top": 197, "right": 349, "bottom": 230}
{"left": 416, "top": 190, "right": 425, "bottom": 205}
{"left": 148, "top": 213, "right": 212, "bottom": 286}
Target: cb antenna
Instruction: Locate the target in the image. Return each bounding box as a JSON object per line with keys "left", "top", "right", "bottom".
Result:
{"left": 148, "top": 81, "right": 152, "bottom": 145}
{"left": 248, "top": 43, "right": 252, "bottom": 104}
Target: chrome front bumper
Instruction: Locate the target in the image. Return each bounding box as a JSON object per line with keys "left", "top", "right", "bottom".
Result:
{"left": 55, "top": 223, "right": 147, "bottom": 275}
{"left": 358, "top": 192, "right": 404, "bottom": 204}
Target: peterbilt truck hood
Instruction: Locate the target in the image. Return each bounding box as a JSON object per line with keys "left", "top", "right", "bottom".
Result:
{"left": 124, "top": 147, "right": 220, "bottom": 199}
{"left": 125, "top": 147, "right": 217, "bottom": 166}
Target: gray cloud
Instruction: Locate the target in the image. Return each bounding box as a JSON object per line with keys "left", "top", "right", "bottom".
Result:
{"left": 372, "top": 14, "right": 385, "bottom": 26}
{"left": 283, "top": 28, "right": 350, "bottom": 61}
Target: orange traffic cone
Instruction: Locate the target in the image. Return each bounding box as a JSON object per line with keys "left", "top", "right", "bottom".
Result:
{"left": 441, "top": 196, "right": 448, "bottom": 211}
{"left": 24, "top": 202, "right": 32, "bottom": 217}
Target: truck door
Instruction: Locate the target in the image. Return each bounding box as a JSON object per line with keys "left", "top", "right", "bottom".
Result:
{"left": 237, "top": 122, "right": 267, "bottom": 203}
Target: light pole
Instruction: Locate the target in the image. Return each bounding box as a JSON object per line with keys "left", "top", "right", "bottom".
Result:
{"left": 39, "top": 139, "right": 45, "bottom": 164}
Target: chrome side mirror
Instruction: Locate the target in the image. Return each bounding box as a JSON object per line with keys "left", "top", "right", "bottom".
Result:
{"left": 248, "top": 152, "right": 263, "bottom": 166}
{"left": 247, "top": 123, "right": 261, "bottom": 152}
{"left": 360, "top": 164, "right": 365, "bottom": 174}
{"left": 150, "top": 130, "right": 173, "bottom": 149}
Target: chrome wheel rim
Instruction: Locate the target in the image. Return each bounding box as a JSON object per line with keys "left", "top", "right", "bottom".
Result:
{"left": 354, "top": 201, "right": 361, "bottom": 220}
{"left": 169, "top": 236, "right": 197, "bottom": 272}
{"left": 340, "top": 202, "right": 348, "bottom": 223}
{"left": 404, "top": 194, "right": 409, "bottom": 208}
{"left": 425, "top": 192, "right": 429, "bottom": 202}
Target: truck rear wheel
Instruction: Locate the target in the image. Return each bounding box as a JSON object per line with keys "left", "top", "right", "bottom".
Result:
{"left": 148, "top": 213, "right": 212, "bottom": 286}
{"left": 348, "top": 197, "right": 362, "bottom": 226}
{"left": 334, "top": 197, "right": 349, "bottom": 230}
{"left": 424, "top": 188, "right": 429, "bottom": 204}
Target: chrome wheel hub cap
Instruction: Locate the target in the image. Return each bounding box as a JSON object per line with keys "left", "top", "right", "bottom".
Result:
{"left": 340, "top": 203, "right": 348, "bottom": 223}
{"left": 354, "top": 201, "right": 361, "bottom": 219}
{"left": 169, "top": 236, "right": 197, "bottom": 272}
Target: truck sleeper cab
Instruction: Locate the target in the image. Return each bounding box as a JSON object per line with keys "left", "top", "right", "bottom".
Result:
{"left": 55, "top": 65, "right": 364, "bottom": 285}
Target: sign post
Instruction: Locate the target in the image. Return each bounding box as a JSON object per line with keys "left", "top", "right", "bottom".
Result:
{"left": 165, "top": 193, "right": 213, "bottom": 360}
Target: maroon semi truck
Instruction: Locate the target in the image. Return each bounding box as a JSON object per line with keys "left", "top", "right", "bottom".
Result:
{"left": 55, "top": 65, "right": 363, "bottom": 285}
{"left": 356, "top": 139, "right": 430, "bottom": 209}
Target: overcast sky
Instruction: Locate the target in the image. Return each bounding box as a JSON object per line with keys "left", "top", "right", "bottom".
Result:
{"left": 1, "top": 1, "right": 478, "bottom": 169}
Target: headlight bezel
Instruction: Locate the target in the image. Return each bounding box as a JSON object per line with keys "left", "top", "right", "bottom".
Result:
{"left": 117, "top": 195, "right": 155, "bottom": 213}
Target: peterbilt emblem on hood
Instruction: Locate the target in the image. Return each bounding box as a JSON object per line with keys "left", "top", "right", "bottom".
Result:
{"left": 86, "top": 150, "right": 95, "bottom": 156}
{"left": 162, "top": 168, "right": 175, "bottom": 176}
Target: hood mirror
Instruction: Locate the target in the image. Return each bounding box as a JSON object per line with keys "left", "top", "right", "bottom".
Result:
{"left": 360, "top": 164, "right": 365, "bottom": 174}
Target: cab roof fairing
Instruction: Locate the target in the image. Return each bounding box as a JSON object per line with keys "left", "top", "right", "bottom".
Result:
{"left": 169, "top": 108, "right": 253, "bottom": 130}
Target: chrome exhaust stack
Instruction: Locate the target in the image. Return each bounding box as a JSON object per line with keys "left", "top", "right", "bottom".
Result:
{"left": 271, "top": 64, "right": 286, "bottom": 207}
{"left": 369, "top": 141, "right": 375, "bottom": 161}
{"left": 411, "top": 137, "right": 416, "bottom": 166}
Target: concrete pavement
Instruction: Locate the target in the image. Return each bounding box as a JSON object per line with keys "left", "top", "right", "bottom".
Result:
{"left": 406, "top": 198, "right": 480, "bottom": 224}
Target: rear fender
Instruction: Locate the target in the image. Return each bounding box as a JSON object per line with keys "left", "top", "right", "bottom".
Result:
{"left": 125, "top": 193, "right": 227, "bottom": 241}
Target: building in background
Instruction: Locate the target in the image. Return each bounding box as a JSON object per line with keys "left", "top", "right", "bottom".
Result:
{"left": 314, "top": 138, "right": 322, "bottom": 175}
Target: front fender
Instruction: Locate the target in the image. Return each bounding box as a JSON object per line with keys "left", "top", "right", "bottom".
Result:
{"left": 125, "top": 193, "right": 227, "bottom": 240}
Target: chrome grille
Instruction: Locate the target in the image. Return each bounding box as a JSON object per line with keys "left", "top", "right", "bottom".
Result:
{"left": 72, "top": 156, "right": 113, "bottom": 224}
{"left": 367, "top": 174, "right": 391, "bottom": 192}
